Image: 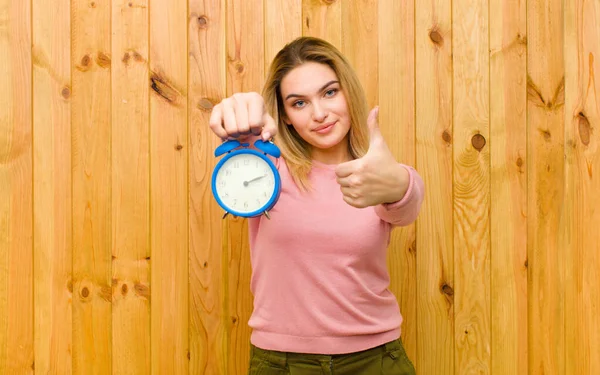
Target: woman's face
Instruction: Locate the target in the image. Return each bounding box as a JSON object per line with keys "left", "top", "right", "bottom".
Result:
{"left": 280, "top": 62, "right": 352, "bottom": 163}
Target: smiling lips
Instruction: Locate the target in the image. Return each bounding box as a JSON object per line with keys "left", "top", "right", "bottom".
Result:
{"left": 313, "top": 121, "right": 336, "bottom": 134}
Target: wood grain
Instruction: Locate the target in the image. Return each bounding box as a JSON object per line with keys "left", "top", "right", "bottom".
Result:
{"left": 149, "top": 0, "right": 189, "bottom": 373}
{"left": 32, "top": 0, "right": 72, "bottom": 373}
{"left": 0, "top": 0, "right": 33, "bottom": 373}
{"left": 112, "top": 0, "right": 150, "bottom": 374}
{"left": 302, "top": 0, "right": 342, "bottom": 49}
{"left": 527, "top": 0, "right": 565, "bottom": 374}
{"left": 71, "top": 0, "right": 112, "bottom": 373}
{"left": 378, "top": 0, "right": 417, "bottom": 363}
{"left": 265, "top": 0, "right": 302, "bottom": 73}
{"left": 564, "top": 0, "right": 600, "bottom": 374}
{"left": 226, "top": 0, "right": 264, "bottom": 372}
{"left": 452, "top": 0, "right": 491, "bottom": 373}
{"left": 342, "top": 0, "right": 378, "bottom": 109}
{"left": 188, "top": 0, "right": 227, "bottom": 373}
{"left": 415, "top": 0, "right": 455, "bottom": 374}
{"left": 489, "top": 0, "right": 528, "bottom": 374}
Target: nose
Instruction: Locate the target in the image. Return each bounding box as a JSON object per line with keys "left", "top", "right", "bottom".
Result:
{"left": 311, "top": 101, "right": 328, "bottom": 122}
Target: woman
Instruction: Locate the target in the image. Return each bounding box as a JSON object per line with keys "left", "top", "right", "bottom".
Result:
{"left": 209, "top": 37, "right": 423, "bottom": 375}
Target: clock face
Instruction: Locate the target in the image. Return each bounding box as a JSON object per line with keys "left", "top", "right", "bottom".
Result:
{"left": 213, "top": 151, "right": 279, "bottom": 216}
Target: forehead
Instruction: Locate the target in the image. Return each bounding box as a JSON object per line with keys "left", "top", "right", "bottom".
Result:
{"left": 280, "top": 62, "right": 338, "bottom": 95}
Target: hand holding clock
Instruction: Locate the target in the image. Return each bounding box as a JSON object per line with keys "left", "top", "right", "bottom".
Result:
{"left": 209, "top": 92, "right": 278, "bottom": 141}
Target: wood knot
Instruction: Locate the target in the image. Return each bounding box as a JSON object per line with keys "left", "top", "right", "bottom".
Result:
{"left": 81, "top": 287, "right": 90, "bottom": 299}
{"left": 121, "top": 283, "right": 129, "bottom": 296}
{"left": 134, "top": 283, "right": 150, "bottom": 300}
{"left": 175, "top": 144, "right": 183, "bottom": 151}
{"left": 61, "top": 86, "right": 71, "bottom": 99}
{"left": 516, "top": 157, "right": 523, "bottom": 167}
{"left": 96, "top": 52, "right": 111, "bottom": 69}
{"left": 471, "top": 134, "right": 486, "bottom": 151}
{"left": 442, "top": 130, "right": 452, "bottom": 144}
{"left": 128, "top": 2, "right": 133, "bottom": 6}
{"left": 524, "top": 259, "right": 528, "bottom": 268}
{"left": 440, "top": 283, "right": 454, "bottom": 296}
{"left": 122, "top": 52, "right": 131, "bottom": 64}
{"left": 197, "top": 98, "right": 214, "bottom": 112}
{"left": 90, "top": 1, "right": 96, "bottom": 8}
{"left": 429, "top": 29, "right": 444, "bottom": 46}
{"left": 578, "top": 112, "right": 591, "bottom": 146}
{"left": 540, "top": 129, "right": 551, "bottom": 141}
{"left": 150, "top": 72, "right": 179, "bottom": 103}
{"left": 203, "top": 261, "right": 208, "bottom": 267}
{"left": 231, "top": 316, "right": 237, "bottom": 324}
{"left": 197, "top": 16, "right": 208, "bottom": 28}
{"left": 235, "top": 62, "right": 245, "bottom": 74}
{"left": 67, "top": 279, "right": 73, "bottom": 293}
{"left": 80, "top": 55, "right": 91, "bottom": 70}
{"left": 409, "top": 240, "right": 416, "bottom": 254}
{"left": 133, "top": 51, "right": 144, "bottom": 62}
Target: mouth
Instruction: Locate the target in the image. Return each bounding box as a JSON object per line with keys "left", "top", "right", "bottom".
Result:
{"left": 313, "top": 121, "right": 337, "bottom": 134}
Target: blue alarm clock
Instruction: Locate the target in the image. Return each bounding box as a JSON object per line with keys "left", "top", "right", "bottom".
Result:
{"left": 211, "top": 139, "right": 281, "bottom": 218}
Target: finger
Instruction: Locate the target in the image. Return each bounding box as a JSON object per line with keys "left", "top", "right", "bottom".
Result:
{"left": 336, "top": 175, "right": 351, "bottom": 187}
{"left": 261, "top": 113, "right": 278, "bottom": 141}
{"left": 221, "top": 99, "right": 239, "bottom": 137}
{"left": 233, "top": 95, "right": 250, "bottom": 134}
{"left": 247, "top": 93, "right": 265, "bottom": 136}
{"left": 209, "top": 103, "right": 228, "bottom": 140}
{"left": 342, "top": 195, "right": 362, "bottom": 208}
{"left": 335, "top": 160, "right": 358, "bottom": 178}
{"left": 367, "top": 106, "right": 379, "bottom": 132}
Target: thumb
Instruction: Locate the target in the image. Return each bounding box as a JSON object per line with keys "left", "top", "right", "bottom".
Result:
{"left": 367, "top": 106, "right": 383, "bottom": 146}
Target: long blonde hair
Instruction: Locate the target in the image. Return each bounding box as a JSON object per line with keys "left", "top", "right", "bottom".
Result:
{"left": 262, "top": 37, "right": 370, "bottom": 190}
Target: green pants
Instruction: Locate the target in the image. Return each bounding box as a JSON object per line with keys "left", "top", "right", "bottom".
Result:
{"left": 248, "top": 338, "right": 416, "bottom": 374}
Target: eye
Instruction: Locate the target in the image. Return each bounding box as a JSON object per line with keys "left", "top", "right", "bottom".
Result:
{"left": 324, "top": 88, "right": 338, "bottom": 97}
{"left": 292, "top": 100, "right": 306, "bottom": 108}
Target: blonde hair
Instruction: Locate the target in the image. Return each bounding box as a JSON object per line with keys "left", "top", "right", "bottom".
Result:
{"left": 262, "top": 37, "right": 370, "bottom": 190}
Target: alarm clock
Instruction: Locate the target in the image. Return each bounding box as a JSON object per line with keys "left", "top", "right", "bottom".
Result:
{"left": 211, "top": 139, "right": 281, "bottom": 218}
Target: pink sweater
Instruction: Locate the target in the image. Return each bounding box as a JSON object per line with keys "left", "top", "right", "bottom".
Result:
{"left": 248, "top": 158, "right": 425, "bottom": 354}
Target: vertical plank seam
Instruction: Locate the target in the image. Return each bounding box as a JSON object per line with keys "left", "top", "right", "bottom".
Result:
{"left": 450, "top": 0, "right": 455, "bottom": 373}
{"left": 147, "top": 0, "right": 153, "bottom": 372}
{"left": 487, "top": 0, "right": 492, "bottom": 373}
{"left": 30, "top": 0, "right": 35, "bottom": 370}
{"left": 186, "top": 0, "right": 191, "bottom": 369}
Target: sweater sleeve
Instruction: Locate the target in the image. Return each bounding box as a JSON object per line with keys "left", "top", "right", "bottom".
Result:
{"left": 374, "top": 165, "right": 424, "bottom": 227}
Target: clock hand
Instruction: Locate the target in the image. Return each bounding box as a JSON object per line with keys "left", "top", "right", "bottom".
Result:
{"left": 243, "top": 174, "right": 266, "bottom": 186}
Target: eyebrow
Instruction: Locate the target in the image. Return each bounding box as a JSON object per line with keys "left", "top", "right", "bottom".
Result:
{"left": 284, "top": 80, "right": 339, "bottom": 101}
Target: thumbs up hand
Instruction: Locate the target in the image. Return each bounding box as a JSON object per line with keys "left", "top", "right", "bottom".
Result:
{"left": 335, "top": 106, "right": 410, "bottom": 208}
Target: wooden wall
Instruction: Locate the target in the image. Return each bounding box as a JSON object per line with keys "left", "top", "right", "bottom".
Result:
{"left": 0, "top": 0, "right": 598, "bottom": 374}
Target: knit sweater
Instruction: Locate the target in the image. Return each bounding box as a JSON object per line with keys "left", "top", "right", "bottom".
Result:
{"left": 248, "top": 158, "right": 425, "bottom": 354}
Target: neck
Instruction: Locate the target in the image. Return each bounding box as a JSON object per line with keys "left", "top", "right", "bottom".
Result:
{"left": 311, "top": 143, "right": 352, "bottom": 165}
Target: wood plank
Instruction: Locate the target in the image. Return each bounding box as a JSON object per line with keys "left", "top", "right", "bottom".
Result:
{"left": 489, "top": 0, "right": 528, "bottom": 374}
{"left": 226, "top": 0, "right": 263, "bottom": 371}
{"left": 32, "top": 0, "right": 72, "bottom": 373}
{"left": 341, "top": 0, "right": 378, "bottom": 108}
{"left": 188, "top": 0, "right": 227, "bottom": 373}
{"left": 378, "top": 0, "right": 417, "bottom": 362}
{"left": 0, "top": 0, "right": 33, "bottom": 373}
{"left": 149, "top": 0, "right": 189, "bottom": 373}
{"left": 302, "top": 0, "right": 341, "bottom": 50}
{"left": 71, "top": 0, "right": 112, "bottom": 372}
{"left": 452, "top": 0, "right": 491, "bottom": 373}
{"left": 265, "top": 0, "right": 302, "bottom": 73}
{"left": 526, "top": 0, "right": 565, "bottom": 373}
{"left": 112, "top": 0, "right": 150, "bottom": 374}
{"left": 415, "top": 1, "right": 454, "bottom": 374}
{"left": 564, "top": 0, "right": 600, "bottom": 374}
